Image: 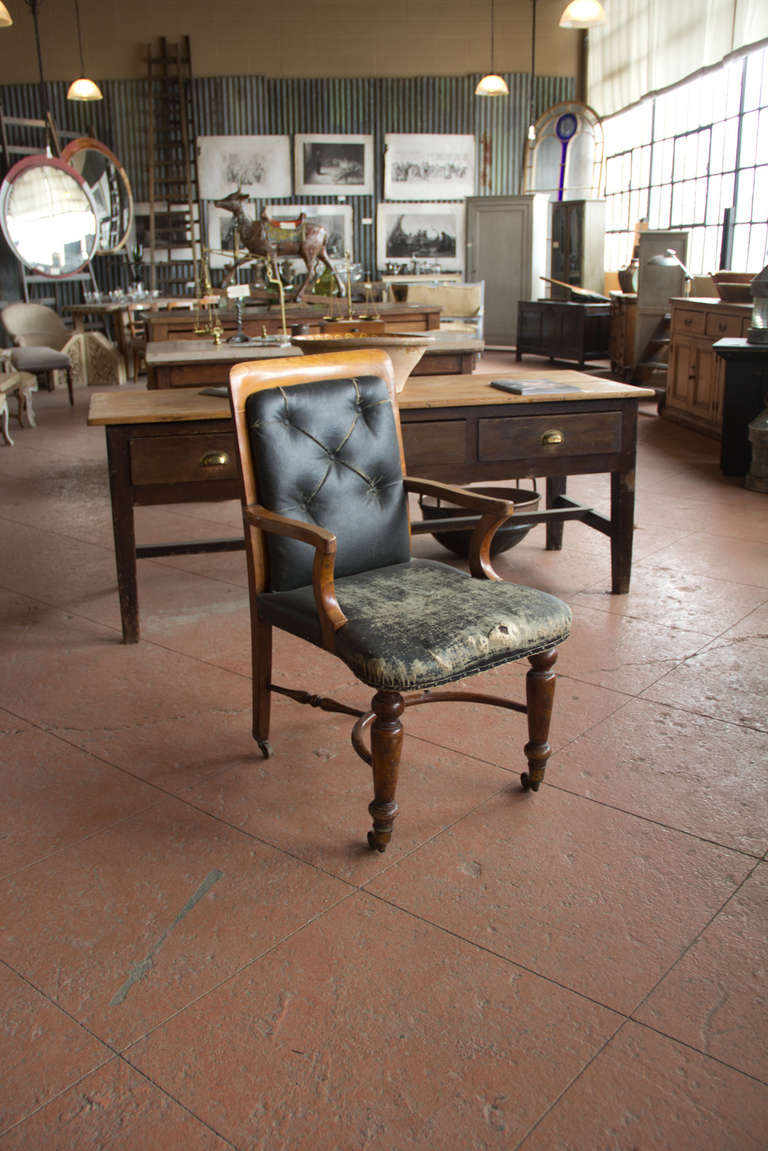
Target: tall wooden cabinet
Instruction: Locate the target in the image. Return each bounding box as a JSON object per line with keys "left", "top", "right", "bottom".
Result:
{"left": 465, "top": 194, "right": 549, "bottom": 346}
{"left": 665, "top": 297, "right": 752, "bottom": 436}
{"left": 550, "top": 199, "right": 606, "bottom": 299}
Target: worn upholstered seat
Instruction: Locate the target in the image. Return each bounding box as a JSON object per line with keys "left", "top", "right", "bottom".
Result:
{"left": 229, "top": 350, "right": 571, "bottom": 851}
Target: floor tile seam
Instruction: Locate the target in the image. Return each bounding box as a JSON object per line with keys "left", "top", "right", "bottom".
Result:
{"left": 635, "top": 691, "right": 768, "bottom": 736}
{"left": 0, "top": 509, "right": 117, "bottom": 554}
{"left": 358, "top": 888, "right": 630, "bottom": 1019}
{"left": 0, "top": 1054, "right": 120, "bottom": 1141}
{"left": 113, "top": 1055, "right": 242, "bottom": 1148}
{"left": 624, "top": 1016, "right": 768, "bottom": 1088}
{"left": 0, "top": 958, "right": 119, "bottom": 1138}
{"left": 625, "top": 855, "right": 764, "bottom": 1021}
{"left": 511, "top": 1017, "right": 633, "bottom": 1151}
{"left": 0, "top": 792, "right": 181, "bottom": 884}
{"left": 116, "top": 887, "right": 365, "bottom": 1055}
{"left": 537, "top": 779, "right": 767, "bottom": 859}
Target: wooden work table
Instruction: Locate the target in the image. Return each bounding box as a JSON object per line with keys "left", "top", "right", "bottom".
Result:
{"left": 144, "top": 333, "right": 483, "bottom": 389}
{"left": 144, "top": 300, "right": 442, "bottom": 342}
{"left": 89, "top": 370, "right": 653, "bottom": 643}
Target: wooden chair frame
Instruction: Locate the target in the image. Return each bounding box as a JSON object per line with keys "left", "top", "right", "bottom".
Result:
{"left": 229, "top": 350, "right": 560, "bottom": 850}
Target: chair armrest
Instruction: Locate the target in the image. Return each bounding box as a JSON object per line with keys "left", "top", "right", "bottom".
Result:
{"left": 244, "top": 504, "right": 348, "bottom": 648}
{"left": 403, "top": 476, "right": 513, "bottom": 582}
{"left": 404, "top": 476, "right": 513, "bottom": 516}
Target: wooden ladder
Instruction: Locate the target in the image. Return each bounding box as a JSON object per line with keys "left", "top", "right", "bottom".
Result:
{"left": 144, "top": 36, "right": 200, "bottom": 295}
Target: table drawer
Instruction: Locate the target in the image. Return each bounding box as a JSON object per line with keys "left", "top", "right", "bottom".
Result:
{"left": 479, "top": 411, "right": 622, "bottom": 461}
{"left": 401, "top": 419, "right": 466, "bottom": 467}
{"left": 130, "top": 431, "right": 239, "bottom": 485}
{"left": 706, "top": 312, "right": 744, "bottom": 339}
{"left": 673, "top": 310, "right": 707, "bottom": 335}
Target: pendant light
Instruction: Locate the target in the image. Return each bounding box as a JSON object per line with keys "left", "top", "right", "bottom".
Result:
{"left": 527, "top": 0, "right": 537, "bottom": 141}
{"left": 559, "top": 0, "right": 606, "bottom": 29}
{"left": 0, "top": 3, "right": 13, "bottom": 27}
{"left": 475, "top": 0, "right": 509, "bottom": 97}
{"left": 67, "top": 0, "right": 102, "bottom": 101}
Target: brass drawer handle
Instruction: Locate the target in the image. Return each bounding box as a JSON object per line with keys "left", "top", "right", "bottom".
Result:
{"left": 684, "top": 317, "right": 693, "bottom": 326}
{"left": 541, "top": 429, "right": 564, "bottom": 446}
{"left": 201, "top": 450, "right": 230, "bottom": 467}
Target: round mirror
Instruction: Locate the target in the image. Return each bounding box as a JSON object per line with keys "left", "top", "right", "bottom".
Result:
{"left": 0, "top": 155, "right": 99, "bottom": 277}
{"left": 61, "top": 137, "right": 134, "bottom": 254}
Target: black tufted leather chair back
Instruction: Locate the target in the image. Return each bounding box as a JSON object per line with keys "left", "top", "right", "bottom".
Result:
{"left": 245, "top": 374, "right": 412, "bottom": 592}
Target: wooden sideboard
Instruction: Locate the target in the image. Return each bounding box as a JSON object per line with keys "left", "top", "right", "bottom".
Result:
{"left": 665, "top": 297, "right": 752, "bottom": 437}
{"left": 516, "top": 300, "right": 611, "bottom": 368}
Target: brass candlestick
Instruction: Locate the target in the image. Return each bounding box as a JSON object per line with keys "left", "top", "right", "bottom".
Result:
{"left": 264, "top": 258, "right": 289, "bottom": 340}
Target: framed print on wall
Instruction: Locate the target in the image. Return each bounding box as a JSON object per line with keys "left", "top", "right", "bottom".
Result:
{"left": 294, "top": 135, "right": 373, "bottom": 197}
{"left": 384, "top": 134, "right": 475, "bottom": 201}
{"left": 196, "top": 135, "right": 291, "bottom": 201}
{"left": 376, "top": 201, "right": 465, "bottom": 273}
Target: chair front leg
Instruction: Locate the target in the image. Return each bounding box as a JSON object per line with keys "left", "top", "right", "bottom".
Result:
{"left": 522, "top": 647, "right": 557, "bottom": 792}
{"left": 368, "top": 690, "right": 404, "bottom": 852}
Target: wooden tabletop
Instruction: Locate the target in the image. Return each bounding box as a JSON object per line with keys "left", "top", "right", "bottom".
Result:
{"left": 145, "top": 339, "right": 301, "bottom": 366}
{"left": 88, "top": 369, "right": 654, "bottom": 427}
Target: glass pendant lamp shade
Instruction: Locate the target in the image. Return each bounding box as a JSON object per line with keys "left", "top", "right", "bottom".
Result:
{"left": 559, "top": 0, "right": 606, "bottom": 29}
{"left": 0, "top": 3, "right": 13, "bottom": 28}
{"left": 475, "top": 73, "right": 509, "bottom": 96}
{"left": 67, "top": 76, "right": 102, "bottom": 100}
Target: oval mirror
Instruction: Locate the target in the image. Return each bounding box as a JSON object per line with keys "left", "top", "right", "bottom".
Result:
{"left": 61, "top": 136, "right": 134, "bottom": 254}
{"left": 0, "top": 155, "right": 99, "bottom": 277}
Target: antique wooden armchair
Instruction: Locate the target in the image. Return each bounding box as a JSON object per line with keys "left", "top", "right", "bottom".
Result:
{"left": 228, "top": 350, "right": 572, "bottom": 851}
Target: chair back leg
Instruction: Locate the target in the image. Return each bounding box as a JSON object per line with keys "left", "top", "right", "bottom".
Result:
{"left": 252, "top": 613, "right": 273, "bottom": 757}
{"left": 522, "top": 648, "right": 558, "bottom": 792}
{"left": 368, "top": 690, "right": 405, "bottom": 851}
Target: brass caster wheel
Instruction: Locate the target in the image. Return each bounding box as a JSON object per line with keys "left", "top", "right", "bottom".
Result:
{"left": 521, "top": 771, "right": 540, "bottom": 792}
{"left": 367, "top": 830, "right": 386, "bottom": 853}
{"left": 257, "top": 739, "right": 273, "bottom": 759}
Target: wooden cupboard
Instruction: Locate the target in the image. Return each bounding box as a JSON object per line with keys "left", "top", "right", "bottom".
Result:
{"left": 664, "top": 298, "right": 752, "bottom": 437}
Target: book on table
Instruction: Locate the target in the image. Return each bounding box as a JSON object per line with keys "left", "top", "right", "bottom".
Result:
{"left": 490, "top": 379, "right": 583, "bottom": 396}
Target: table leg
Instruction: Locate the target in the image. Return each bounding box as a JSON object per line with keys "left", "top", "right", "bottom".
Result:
{"left": 610, "top": 466, "right": 635, "bottom": 594}
{"left": 105, "top": 426, "right": 139, "bottom": 643}
{"left": 545, "top": 476, "right": 566, "bottom": 550}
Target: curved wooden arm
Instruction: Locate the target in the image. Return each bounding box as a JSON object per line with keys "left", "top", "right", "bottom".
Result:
{"left": 404, "top": 477, "right": 512, "bottom": 581}
{"left": 404, "top": 475, "right": 514, "bottom": 516}
{"left": 244, "top": 504, "right": 347, "bottom": 649}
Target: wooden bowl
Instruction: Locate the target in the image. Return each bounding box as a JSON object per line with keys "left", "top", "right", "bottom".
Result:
{"left": 290, "top": 332, "right": 434, "bottom": 391}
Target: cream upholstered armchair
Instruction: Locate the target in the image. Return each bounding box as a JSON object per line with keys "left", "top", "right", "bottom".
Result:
{"left": 1, "top": 303, "right": 126, "bottom": 399}
{"left": 403, "top": 281, "right": 485, "bottom": 338}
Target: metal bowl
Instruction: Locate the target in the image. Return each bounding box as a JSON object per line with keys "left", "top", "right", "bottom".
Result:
{"left": 419, "top": 484, "right": 541, "bottom": 557}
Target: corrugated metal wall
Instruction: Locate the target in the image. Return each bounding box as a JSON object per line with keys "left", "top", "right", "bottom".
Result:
{"left": 0, "top": 71, "right": 573, "bottom": 303}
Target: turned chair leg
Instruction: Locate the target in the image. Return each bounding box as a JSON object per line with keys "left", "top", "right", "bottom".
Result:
{"left": 252, "top": 614, "right": 273, "bottom": 758}
{"left": 367, "top": 689, "right": 404, "bottom": 852}
{"left": 0, "top": 396, "right": 12, "bottom": 446}
{"left": 522, "top": 647, "right": 557, "bottom": 792}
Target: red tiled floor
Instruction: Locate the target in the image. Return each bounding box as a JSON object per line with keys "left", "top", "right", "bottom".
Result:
{"left": 1, "top": 378, "right": 766, "bottom": 1147}
{"left": 0, "top": 796, "right": 348, "bottom": 1049}
{"left": 126, "top": 894, "right": 621, "bottom": 1150}
{"left": 635, "top": 862, "right": 768, "bottom": 1082}
{"left": 0, "top": 964, "right": 110, "bottom": 1134}
{"left": 365, "top": 787, "right": 754, "bottom": 1014}
{"left": 517, "top": 1022, "right": 768, "bottom": 1151}
{"left": 0, "top": 1057, "right": 231, "bottom": 1148}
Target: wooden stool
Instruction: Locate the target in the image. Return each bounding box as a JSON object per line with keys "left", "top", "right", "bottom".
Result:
{"left": 0, "top": 371, "right": 37, "bottom": 446}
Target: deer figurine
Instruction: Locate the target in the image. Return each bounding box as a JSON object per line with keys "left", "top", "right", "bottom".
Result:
{"left": 213, "top": 191, "right": 345, "bottom": 302}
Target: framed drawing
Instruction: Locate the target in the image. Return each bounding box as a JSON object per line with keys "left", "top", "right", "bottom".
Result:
{"left": 196, "top": 135, "right": 291, "bottom": 201}
{"left": 206, "top": 201, "right": 353, "bottom": 269}
{"left": 376, "top": 202, "right": 465, "bottom": 273}
{"left": 384, "top": 134, "right": 475, "bottom": 201}
{"left": 294, "top": 135, "right": 373, "bottom": 196}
